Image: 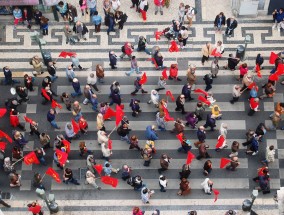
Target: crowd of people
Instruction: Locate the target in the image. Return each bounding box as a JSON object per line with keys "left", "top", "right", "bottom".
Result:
{"left": 2, "top": 1, "right": 284, "bottom": 215}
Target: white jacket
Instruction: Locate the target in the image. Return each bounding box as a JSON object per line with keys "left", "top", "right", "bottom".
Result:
{"left": 219, "top": 123, "right": 228, "bottom": 138}
{"left": 265, "top": 146, "right": 275, "bottom": 162}
{"left": 101, "top": 143, "right": 111, "bottom": 157}
{"left": 87, "top": 75, "right": 97, "bottom": 85}
{"left": 97, "top": 130, "right": 108, "bottom": 144}
{"left": 150, "top": 90, "right": 159, "bottom": 105}
{"left": 201, "top": 178, "right": 211, "bottom": 194}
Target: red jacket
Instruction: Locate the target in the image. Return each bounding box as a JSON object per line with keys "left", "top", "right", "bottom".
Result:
{"left": 249, "top": 98, "right": 259, "bottom": 110}
{"left": 79, "top": 120, "right": 88, "bottom": 130}
{"left": 154, "top": 0, "right": 164, "bottom": 6}
{"left": 169, "top": 64, "right": 178, "bottom": 78}
{"left": 28, "top": 205, "right": 42, "bottom": 213}
{"left": 239, "top": 66, "right": 248, "bottom": 76}
{"left": 10, "top": 111, "right": 19, "bottom": 127}
{"left": 124, "top": 43, "right": 133, "bottom": 55}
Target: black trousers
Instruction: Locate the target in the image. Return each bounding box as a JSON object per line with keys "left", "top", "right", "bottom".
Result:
{"left": 201, "top": 55, "right": 209, "bottom": 63}
{"left": 225, "top": 27, "right": 234, "bottom": 35}
{"left": 0, "top": 199, "right": 10, "bottom": 207}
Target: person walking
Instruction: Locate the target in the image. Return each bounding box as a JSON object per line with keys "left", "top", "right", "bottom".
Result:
{"left": 85, "top": 170, "right": 101, "bottom": 190}
{"left": 126, "top": 56, "right": 141, "bottom": 76}
{"left": 186, "top": 64, "right": 197, "bottom": 90}
{"left": 158, "top": 154, "right": 171, "bottom": 174}
{"left": 109, "top": 51, "right": 117, "bottom": 69}
{"left": 248, "top": 98, "right": 260, "bottom": 116}
{"left": 230, "top": 85, "right": 241, "bottom": 104}
{"left": 103, "top": 161, "right": 120, "bottom": 176}
{"left": 120, "top": 42, "right": 134, "bottom": 59}
{"left": 154, "top": 0, "right": 163, "bottom": 15}
{"left": 131, "top": 77, "right": 148, "bottom": 95}
{"left": 47, "top": 109, "right": 60, "bottom": 129}
{"left": 178, "top": 3, "right": 185, "bottom": 23}
{"left": 13, "top": 7, "right": 23, "bottom": 30}
{"left": 229, "top": 141, "right": 240, "bottom": 157}
{"left": 226, "top": 156, "right": 240, "bottom": 171}
{"left": 262, "top": 145, "right": 275, "bottom": 166}
{"left": 195, "top": 126, "right": 206, "bottom": 147}
{"left": 203, "top": 73, "right": 213, "bottom": 92}
{"left": 179, "top": 26, "right": 189, "bottom": 49}
{"left": 63, "top": 25, "right": 73, "bottom": 44}
{"left": 139, "top": 0, "right": 149, "bottom": 22}
{"left": 47, "top": 61, "right": 58, "bottom": 82}
{"left": 203, "top": 160, "right": 212, "bottom": 176}
{"left": 175, "top": 94, "right": 186, "bottom": 114}
{"left": 73, "top": 21, "right": 89, "bottom": 41}
{"left": 137, "top": 36, "right": 151, "bottom": 55}
{"left": 27, "top": 201, "right": 43, "bottom": 215}
{"left": 71, "top": 78, "right": 82, "bottom": 97}
{"left": 225, "top": 16, "right": 238, "bottom": 38}
{"left": 159, "top": 175, "right": 167, "bottom": 192}
{"left": 196, "top": 142, "right": 210, "bottom": 160}
{"left": 177, "top": 178, "right": 190, "bottom": 196}
{"left": 31, "top": 55, "right": 44, "bottom": 76}
{"left": 63, "top": 168, "right": 80, "bottom": 185}
{"left": 71, "top": 55, "right": 84, "bottom": 70}
{"left": 87, "top": 73, "right": 100, "bottom": 93}
{"left": 185, "top": 5, "right": 196, "bottom": 27}
{"left": 201, "top": 178, "right": 213, "bottom": 194}
{"left": 40, "top": 16, "right": 49, "bottom": 36}
{"left": 211, "top": 58, "right": 219, "bottom": 78}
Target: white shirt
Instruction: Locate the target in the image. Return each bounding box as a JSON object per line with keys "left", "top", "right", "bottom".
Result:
{"left": 186, "top": 7, "right": 195, "bottom": 18}
{"left": 139, "top": 0, "right": 148, "bottom": 10}
{"left": 111, "top": 0, "right": 121, "bottom": 11}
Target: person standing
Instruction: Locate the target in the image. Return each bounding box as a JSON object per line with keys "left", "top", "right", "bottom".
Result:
{"left": 13, "top": 7, "right": 23, "bottom": 30}
{"left": 31, "top": 56, "right": 44, "bottom": 76}
{"left": 225, "top": 17, "right": 238, "bottom": 38}
{"left": 203, "top": 160, "right": 212, "bottom": 176}
{"left": 85, "top": 170, "right": 101, "bottom": 190}
{"left": 71, "top": 78, "right": 82, "bottom": 97}
{"left": 73, "top": 21, "right": 89, "bottom": 41}
{"left": 92, "top": 11, "right": 102, "bottom": 33}
{"left": 262, "top": 145, "right": 275, "bottom": 166}
{"left": 96, "top": 64, "right": 105, "bottom": 83}
{"left": 154, "top": 0, "right": 163, "bottom": 15}
{"left": 131, "top": 77, "right": 148, "bottom": 95}
{"left": 272, "top": 8, "right": 284, "bottom": 31}
{"left": 145, "top": 125, "right": 158, "bottom": 141}
{"left": 63, "top": 25, "right": 73, "bottom": 44}
{"left": 106, "top": 12, "right": 115, "bottom": 35}
{"left": 248, "top": 98, "right": 260, "bottom": 116}
{"left": 214, "top": 12, "right": 226, "bottom": 33}
{"left": 179, "top": 26, "right": 189, "bottom": 49}
{"left": 47, "top": 109, "right": 60, "bottom": 129}
{"left": 34, "top": 9, "right": 42, "bottom": 25}
{"left": 178, "top": 3, "right": 185, "bottom": 23}
{"left": 201, "top": 178, "right": 213, "bottom": 194}
{"left": 87, "top": 0, "right": 97, "bottom": 16}
{"left": 111, "top": 0, "right": 121, "bottom": 13}
{"left": 229, "top": 141, "right": 240, "bottom": 158}
{"left": 10, "top": 109, "right": 26, "bottom": 131}
{"left": 196, "top": 142, "right": 210, "bottom": 160}
{"left": 87, "top": 73, "right": 100, "bottom": 92}
{"left": 63, "top": 168, "right": 80, "bottom": 185}
{"left": 57, "top": 1, "right": 68, "bottom": 21}
{"left": 22, "top": 7, "right": 32, "bottom": 29}
{"left": 47, "top": 61, "right": 58, "bottom": 82}
{"left": 211, "top": 58, "right": 219, "bottom": 78}
{"left": 117, "top": 123, "right": 131, "bottom": 144}
{"left": 201, "top": 42, "right": 213, "bottom": 65}
{"left": 67, "top": 3, "right": 78, "bottom": 24}
{"left": 226, "top": 156, "right": 240, "bottom": 171}
{"left": 230, "top": 85, "right": 241, "bottom": 104}
{"left": 203, "top": 73, "right": 213, "bottom": 92}
{"left": 139, "top": 0, "right": 149, "bottom": 22}
{"left": 159, "top": 175, "right": 167, "bottom": 192}
{"left": 186, "top": 64, "right": 197, "bottom": 90}
{"left": 79, "top": 0, "right": 88, "bottom": 16}
{"left": 3, "top": 66, "right": 20, "bottom": 85}
{"left": 109, "top": 51, "right": 117, "bottom": 69}
{"left": 158, "top": 154, "right": 171, "bottom": 174}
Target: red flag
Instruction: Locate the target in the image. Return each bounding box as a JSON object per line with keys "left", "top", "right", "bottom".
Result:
{"left": 103, "top": 107, "right": 116, "bottom": 120}
{"left": 186, "top": 151, "right": 195, "bottom": 165}
{"left": 269, "top": 73, "right": 279, "bottom": 81}
{"left": 212, "top": 189, "right": 220, "bottom": 202}
{"left": 41, "top": 88, "right": 50, "bottom": 101}
{"left": 0, "top": 142, "right": 6, "bottom": 151}
{"left": 257, "top": 71, "right": 262, "bottom": 78}
{"left": 162, "top": 69, "right": 168, "bottom": 80}
{"left": 211, "top": 48, "right": 222, "bottom": 57}
{"left": 139, "top": 72, "right": 147, "bottom": 85}
{"left": 115, "top": 105, "right": 124, "bottom": 126}
{"left": 72, "top": 119, "right": 80, "bottom": 134}
{"left": 0, "top": 130, "right": 12, "bottom": 143}
{"left": 108, "top": 139, "right": 113, "bottom": 150}
{"left": 255, "top": 64, "right": 260, "bottom": 72}
{"left": 169, "top": 40, "right": 179, "bottom": 52}
{"left": 194, "top": 88, "right": 208, "bottom": 96}
{"left": 24, "top": 116, "right": 33, "bottom": 124}
{"left": 0, "top": 108, "right": 7, "bottom": 118}
{"left": 55, "top": 149, "right": 68, "bottom": 166}
{"left": 46, "top": 167, "right": 61, "bottom": 183}
{"left": 61, "top": 139, "right": 71, "bottom": 153}
{"left": 165, "top": 90, "right": 175, "bottom": 102}
{"left": 94, "top": 164, "right": 103, "bottom": 175}
{"left": 28, "top": 205, "right": 42, "bottom": 214}
{"left": 269, "top": 52, "right": 278, "bottom": 64}
{"left": 51, "top": 100, "right": 62, "bottom": 109}
{"left": 216, "top": 135, "right": 225, "bottom": 148}
{"left": 59, "top": 51, "right": 76, "bottom": 58}
{"left": 155, "top": 31, "right": 163, "bottom": 41}
{"left": 198, "top": 96, "right": 210, "bottom": 106}
{"left": 220, "top": 158, "right": 231, "bottom": 168}
{"left": 101, "top": 176, "right": 119, "bottom": 188}
{"left": 276, "top": 64, "right": 284, "bottom": 76}
{"left": 24, "top": 151, "right": 40, "bottom": 165}
{"left": 247, "top": 82, "right": 256, "bottom": 90}
{"left": 164, "top": 111, "right": 174, "bottom": 121}
{"left": 176, "top": 133, "right": 184, "bottom": 143}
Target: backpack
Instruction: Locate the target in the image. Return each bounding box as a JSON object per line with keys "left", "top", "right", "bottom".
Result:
{"left": 121, "top": 13, "right": 128, "bottom": 23}
{"left": 121, "top": 45, "right": 125, "bottom": 53}
{"left": 127, "top": 177, "right": 134, "bottom": 186}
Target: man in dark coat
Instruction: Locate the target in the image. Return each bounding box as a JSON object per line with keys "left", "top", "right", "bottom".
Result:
{"left": 47, "top": 61, "right": 58, "bottom": 82}
{"left": 158, "top": 154, "right": 171, "bottom": 174}
{"left": 109, "top": 51, "right": 117, "bottom": 69}
{"left": 225, "top": 17, "right": 238, "bottom": 37}
{"left": 181, "top": 83, "right": 193, "bottom": 101}
{"left": 175, "top": 94, "right": 186, "bottom": 114}
{"left": 203, "top": 113, "right": 216, "bottom": 131}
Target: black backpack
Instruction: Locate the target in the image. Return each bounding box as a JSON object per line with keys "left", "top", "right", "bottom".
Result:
{"left": 127, "top": 177, "right": 134, "bottom": 186}
{"left": 121, "top": 13, "right": 128, "bottom": 23}
{"left": 121, "top": 45, "right": 125, "bottom": 53}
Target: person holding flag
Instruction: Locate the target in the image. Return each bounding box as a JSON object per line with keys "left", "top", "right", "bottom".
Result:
{"left": 131, "top": 76, "right": 148, "bottom": 96}
{"left": 63, "top": 168, "right": 80, "bottom": 185}
{"left": 9, "top": 109, "right": 26, "bottom": 131}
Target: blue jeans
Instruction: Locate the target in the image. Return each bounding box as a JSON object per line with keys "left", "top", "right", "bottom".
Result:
{"left": 4, "top": 78, "right": 20, "bottom": 85}
{"left": 50, "top": 75, "right": 58, "bottom": 82}
{"left": 137, "top": 47, "right": 151, "bottom": 55}
{"left": 64, "top": 177, "right": 79, "bottom": 185}
{"left": 126, "top": 67, "right": 140, "bottom": 75}
{"left": 90, "top": 7, "right": 97, "bottom": 16}
{"left": 120, "top": 135, "right": 130, "bottom": 144}
{"left": 50, "top": 120, "right": 59, "bottom": 129}
{"left": 74, "top": 112, "right": 82, "bottom": 122}
{"left": 107, "top": 24, "right": 114, "bottom": 33}
{"left": 71, "top": 89, "right": 82, "bottom": 97}
{"left": 38, "top": 157, "right": 46, "bottom": 165}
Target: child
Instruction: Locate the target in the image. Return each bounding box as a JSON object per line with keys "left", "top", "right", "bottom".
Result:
{"left": 211, "top": 104, "right": 222, "bottom": 119}
{"left": 40, "top": 16, "right": 49, "bottom": 36}
{"left": 79, "top": 117, "right": 88, "bottom": 134}
{"left": 79, "top": 141, "right": 91, "bottom": 157}
{"left": 61, "top": 92, "right": 72, "bottom": 111}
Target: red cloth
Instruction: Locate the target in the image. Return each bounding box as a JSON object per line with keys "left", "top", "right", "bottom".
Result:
{"left": 255, "top": 64, "right": 260, "bottom": 72}
{"left": 79, "top": 119, "right": 88, "bottom": 130}
{"left": 94, "top": 164, "right": 103, "bottom": 175}
{"left": 103, "top": 107, "right": 116, "bottom": 119}
{"left": 155, "top": 31, "right": 163, "bottom": 41}
{"left": 58, "top": 51, "right": 76, "bottom": 58}
{"left": 0, "top": 142, "right": 6, "bottom": 151}
{"left": 215, "top": 135, "right": 225, "bottom": 148}
{"left": 239, "top": 66, "right": 248, "bottom": 76}
{"left": 124, "top": 43, "right": 133, "bottom": 55}
{"left": 211, "top": 48, "right": 222, "bottom": 57}
{"left": 51, "top": 99, "right": 63, "bottom": 109}
{"left": 212, "top": 189, "right": 220, "bottom": 202}
{"left": 176, "top": 133, "right": 183, "bottom": 143}
{"left": 194, "top": 88, "right": 208, "bottom": 96}
{"left": 164, "top": 110, "right": 174, "bottom": 121}
{"left": 169, "top": 41, "right": 179, "bottom": 52}
{"left": 198, "top": 96, "right": 210, "bottom": 106}
{"left": 276, "top": 64, "right": 284, "bottom": 76}
{"left": 72, "top": 119, "right": 80, "bottom": 134}
{"left": 249, "top": 98, "right": 259, "bottom": 109}
{"left": 269, "top": 73, "right": 279, "bottom": 81}
{"left": 186, "top": 151, "right": 195, "bottom": 165}
{"left": 0, "top": 130, "right": 12, "bottom": 143}
{"left": 46, "top": 167, "right": 61, "bottom": 183}
{"left": 28, "top": 205, "right": 42, "bottom": 214}
{"left": 154, "top": 0, "right": 164, "bottom": 6}
{"left": 247, "top": 82, "right": 256, "bottom": 90}
{"left": 10, "top": 112, "right": 19, "bottom": 127}
{"left": 139, "top": 72, "right": 147, "bottom": 85}
{"left": 14, "top": 18, "right": 23, "bottom": 25}
{"left": 220, "top": 158, "right": 231, "bottom": 168}
{"left": 162, "top": 68, "right": 168, "bottom": 79}
{"left": 62, "top": 140, "right": 71, "bottom": 154}
{"left": 24, "top": 116, "right": 33, "bottom": 124}
{"left": 101, "top": 176, "right": 119, "bottom": 187}
{"left": 108, "top": 139, "right": 113, "bottom": 150}
{"left": 169, "top": 65, "right": 178, "bottom": 78}
{"left": 140, "top": 9, "right": 147, "bottom": 21}
{"left": 41, "top": 88, "right": 50, "bottom": 101}
{"left": 0, "top": 108, "right": 7, "bottom": 118}
{"left": 115, "top": 105, "right": 124, "bottom": 126}
{"left": 166, "top": 90, "right": 175, "bottom": 102}
{"left": 257, "top": 166, "right": 268, "bottom": 176}
{"left": 24, "top": 151, "right": 40, "bottom": 165}
{"left": 56, "top": 149, "right": 68, "bottom": 166}
{"left": 269, "top": 52, "right": 278, "bottom": 64}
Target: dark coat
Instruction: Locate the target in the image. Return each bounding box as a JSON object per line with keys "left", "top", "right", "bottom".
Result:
{"left": 72, "top": 81, "right": 81, "bottom": 92}
{"left": 154, "top": 52, "right": 163, "bottom": 66}
{"left": 109, "top": 52, "right": 117, "bottom": 65}
{"left": 73, "top": 23, "right": 88, "bottom": 35}
{"left": 47, "top": 65, "right": 56, "bottom": 76}
{"left": 226, "top": 18, "right": 238, "bottom": 29}
{"left": 197, "top": 129, "right": 206, "bottom": 142}
{"left": 214, "top": 15, "right": 226, "bottom": 26}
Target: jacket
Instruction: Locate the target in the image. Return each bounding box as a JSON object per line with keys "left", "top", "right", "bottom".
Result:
{"left": 145, "top": 126, "right": 158, "bottom": 140}
{"left": 97, "top": 131, "right": 108, "bottom": 144}
{"left": 214, "top": 15, "right": 226, "bottom": 26}
{"left": 47, "top": 65, "right": 56, "bottom": 76}
{"left": 201, "top": 178, "right": 211, "bottom": 193}
{"left": 72, "top": 81, "right": 81, "bottom": 92}
{"left": 160, "top": 155, "right": 171, "bottom": 169}
{"left": 201, "top": 44, "right": 213, "bottom": 57}
{"left": 47, "top": 111, "right": 55, "bottom": 122}
{"left": 101, "top": 143, "right": 111, "bottom": 158}
{"left": 186, "top": 70, "right": 196, "bottom": 86}
{"left": 197, "top": 129, "right": 206, "bottom": 142}
{"left": 109, "top": 52, "right": 117, "bottom": 65}
{"left": 96, "top": 65, "right": 104, "bottom": 78}
{"left": 123, "top": 43, "right": 133, "bottom": 55}
{"left": 226, "top": 18, "right": 238, "bottom": 29}
{"left": 103, "top": 161, "right": 113, "bottom": 174}
{"left": 73, "top": 23, "right": 88, "bottom": 35}
{"left": 265, "top": 146, "right": 275, "bottom": 162}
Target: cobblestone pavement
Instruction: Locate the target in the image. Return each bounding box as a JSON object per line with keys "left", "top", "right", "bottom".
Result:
{"left": 0, "top": 0, "right": 283, "bottom": 214}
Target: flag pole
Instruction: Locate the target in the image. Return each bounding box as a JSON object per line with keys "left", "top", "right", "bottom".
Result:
{"left": 108, "top": 126, "right": 117, "bottom": 138}
{"left": 11, "top": 157, "right": 24, "bottom": 166}
{"left": 41, "top": 173, "right": 47, "bottom": 181}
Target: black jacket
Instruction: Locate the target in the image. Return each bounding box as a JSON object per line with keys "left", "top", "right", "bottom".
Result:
{"left": 226, "top": 18, "right": 238, "bottom": 29}
{"left": 47, "top": 65, "right": 56, "bottom": 76}
{"left": 214, "top": 15, "right": 226, "bottom": 26}
{"left": 109, "top": 52, "right": 117, "bottom": 65}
